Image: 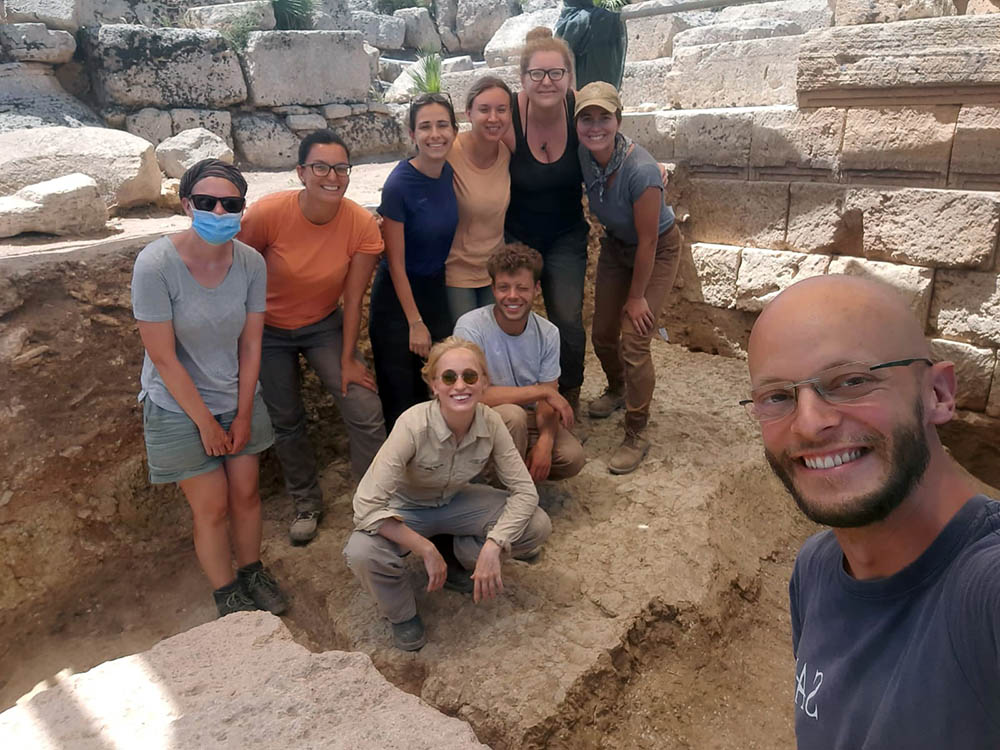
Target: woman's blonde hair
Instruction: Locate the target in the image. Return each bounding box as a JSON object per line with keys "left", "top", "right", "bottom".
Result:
{"left": 519, "top": 27, "right": 574, "bottom": 80}
{"left": 421, "top": 337, "right": 490, "bottom": 389}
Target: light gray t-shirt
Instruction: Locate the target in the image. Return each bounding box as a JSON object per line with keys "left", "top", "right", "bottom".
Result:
{"left": 132, "top": 236, "right": 267, "bottom": 414}
{"left": 579, "top": 142, "right": 675, "bottom": 246}
{"left": 454, "top": 305, "right": 560, "bottom": 392}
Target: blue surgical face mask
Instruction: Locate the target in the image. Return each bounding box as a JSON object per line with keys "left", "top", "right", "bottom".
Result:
{"left": 190, "top": 208, "right": 242, "bottom": 245}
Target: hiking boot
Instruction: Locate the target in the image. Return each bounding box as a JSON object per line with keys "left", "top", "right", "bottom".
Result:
{"left": 589, "top": 387, "right": 625, "bottom": 419}
{"left": 608, "top": 433, "right": 650, "bottom": 475}
{"left": 562, "top": 387, "right": 590, "bottom": 444}
{"left": 213, "top": 580, "right": 258, "bottom": 618}
{"left": 443, "top": 562, "right": 474, "bottom": 594}
{"left": 237, "top": 561, "right": 289, "bottom": 615}
{"left": 392, "top": 614, "right": 427, "bottom": 651}
{"left": 289, "top": 510, "right": 320, "bottom": 545}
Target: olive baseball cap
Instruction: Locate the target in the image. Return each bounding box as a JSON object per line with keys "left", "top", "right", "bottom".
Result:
{"left": 573, "top": 81, "right": 622, "bottom": 118}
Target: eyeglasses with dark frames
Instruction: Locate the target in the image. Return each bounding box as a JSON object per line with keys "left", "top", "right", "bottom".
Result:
{"left": 740, "top": 358, "right": 934, "bottom": 422}
{"left": 439, "top": 368, "right": 480, "bottom": 386}
{"left": 302, "top": 162, "right": 352, "bottom": 177}
{"left": 189, "top": 194, "right": 246, "bottom": 213}
{"left": 525, "top": 67, "right": 567, "bottom": 82}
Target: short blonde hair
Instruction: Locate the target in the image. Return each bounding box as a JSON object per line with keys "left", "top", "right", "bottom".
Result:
{"left": 421, "top": 337, "right": 490, "bottom": 389}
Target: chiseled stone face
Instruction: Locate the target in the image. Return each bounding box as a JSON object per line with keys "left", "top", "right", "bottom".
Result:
{"left": 683, "top": 178, "right": 789, "bottom": 249}
{"left": 0, "top": 23, "right": 75, "bottom": 64}
{"left": 0, "top": 173, "right": 108, "bottom": 239}
{"left": 931, "top": 270, "right": 1000, "bottom": 349}
{"left": 927, "top": 338, "right": 995, "bottom": 412}
{"left": 155, "top": 128, "right": 234, "bottom": 180}
{"left": 232, "top": 112, "right": 299, "bottom": 169}
{"left": 734, "top": 247, "right": 830, "bottom": 312}
{"left": 840, "top": 106, "right": 958, "bottom": 183}
{"left": 834, "top": 0, "right": 955, "bottom": 26}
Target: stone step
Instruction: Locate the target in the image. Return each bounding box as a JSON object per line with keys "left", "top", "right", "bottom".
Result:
{"left": 0, "top": 62, "right": 101, "bottom": 133}
{"left": 183, "top": 0, "right": 276, "bottom": 32}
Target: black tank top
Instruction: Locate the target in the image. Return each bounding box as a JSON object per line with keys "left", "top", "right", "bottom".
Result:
{"left": 505, "top": 90, "right": 586, "bottom": 252}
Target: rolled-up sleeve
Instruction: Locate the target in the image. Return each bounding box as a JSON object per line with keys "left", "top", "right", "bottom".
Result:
{"left": 484, "top": 409, "right": 539, "bottom": 550}
{"left": 352, "top": 417, "right": 417, "bottom": 533}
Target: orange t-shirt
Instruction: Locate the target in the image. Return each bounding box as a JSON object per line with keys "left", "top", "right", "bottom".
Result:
{"left": 238, "top": 190, "right": 384, "bottom": 330}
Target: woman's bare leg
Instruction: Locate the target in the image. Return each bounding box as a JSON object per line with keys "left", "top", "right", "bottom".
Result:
{"left": 178, "top": 466, "right": 232, "bottom": 588}
{"left": 225, "top": 454, "right": 263, "bottom": 568}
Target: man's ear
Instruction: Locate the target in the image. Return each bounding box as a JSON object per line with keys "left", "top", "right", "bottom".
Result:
{"left": 926, "top": 361, "right": 958, "bottom": 425}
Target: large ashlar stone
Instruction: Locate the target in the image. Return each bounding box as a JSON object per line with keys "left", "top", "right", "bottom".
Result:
{"left": 683, "top": 178, "right": 788, "bottom": 249}
{"left": 232, "top": 113, "right": 300, "bottom": 168}
{"left": 126, "top": 107, "right": 172, "bottom": 146}
{"left": 244, "top": 31, "right": 371, "bottom": 106}
{"left": 82, "top": 25, "right": 247, "bottom": 109}
{"left": 170, "top": 108, "right": 233, "bottom": 147}
{"left": 735, "top": 247, "right": 830, "bottom": 311}
{"left": 714, "top": 0, "right": 834, "bottom": 29}
{"left": 454, "top": 0, "right": 520, "bottom": 54}
{"left": 621, "top": 58, "right": 676, "bottom": 109}
{"left": 626, "top": 13, "right": 690, "bottom": 61}
{"left": 673, "top": 19, "right": 804, "bottom": 49}
{"left": 931, "top": 270, "right": 1000, "bottom": 347}
{"left": 0, "top": 613, "right": 488, "bottom": 749}
{"left": 439, "top": 66, "right": 520, "bottom": 111}
{"left": 672, "top": 108, "right": 754, "bottom": 176}
{"left": 620, "top": 111, "right": 676, "bottom": 160}
{"left": 394, "top": 6, "right": 441, "bottom": 51}
{"left": 183, "top": 0, "right": 276, "bottom": 31}
{"left": 786, "top": 183, "right": 1000, "bottom": 269}
{"left": 0, "top": 62, "right": 101, "bottom": 133}
{"left": 968, "top": 0, "right": 1000, "bottom": 12}
{"left": 835, "top": 0, "right": 955, "bottom": 26}
{"left": 334, "top": 111, "right": 407, "bottom": 158}
{"left": 749, "top": 105, "right": 843, "bottom": 179}
{"left": 483, "top": 7, "right": 559, "bottom": 68}
{"left": 0, "top": 174, "right": 108, "bottom": 238}
{"left": 949, "top": 106, "right": 1000, "bottom": 188}
{"left": 827, "top": 256, "right": 934, "bottom": 325}
{"left": 928, "top": 338, "right": 995, "bottom": 411}
{"left": 0, "top": 23, "right": 75, "bottom": 64}
{"left": 0, "top": 126, "right": 161, "bottom": 209}
{"left": 441, "top": 54, "right": 474, "bottom": 73}
{"left": 348, "top": 10, "right": 406, "bottom": 50}
{"left": 840, "top": 106, "right": 958, "bottom": 185}
{"left": 797, "top": 16, "right": 1000, "bottom": 107}
{"left": 5, "top": 0, "right": 78, "bottom": 31}
{"left": 156, "top": 128, "right": 234, "bottom": 180}
{"left": 677, "top": 242, "right": 741, "bottom": 308}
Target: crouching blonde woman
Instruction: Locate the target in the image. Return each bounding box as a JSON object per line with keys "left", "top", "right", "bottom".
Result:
{"left": 343, "top": 337, "right": 551, "bottom": 651}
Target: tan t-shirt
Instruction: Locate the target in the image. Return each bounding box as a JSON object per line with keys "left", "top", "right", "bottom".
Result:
{"left": 445, "top": 134, "right": 511, "bottom": 289}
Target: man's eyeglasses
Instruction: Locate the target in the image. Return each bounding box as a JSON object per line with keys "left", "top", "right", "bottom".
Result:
{"left": 740, "top": 358, "right": 934, "bottom": 422}
{"left": 439, "top": 368, "right": 480, "bottom": 386}
{"left": 525, "top": 67, "right": 567, "bottom": 82}
{"left": 189, "top": 194, "right": 246, "bottom": 213}
{"left": 302, "top": 162, "right": 351, "bottom": 177}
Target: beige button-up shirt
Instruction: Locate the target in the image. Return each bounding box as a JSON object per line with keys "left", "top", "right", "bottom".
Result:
{"left": 352, "top": 400, "right": 539, "bottom": 551}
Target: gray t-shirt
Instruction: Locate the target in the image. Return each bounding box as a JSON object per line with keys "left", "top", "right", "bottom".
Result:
{"left": 579, "top": 142, "right": 675, "bottom": 246}
{"left": 454, "top": 305, "right": 560, "bottom": 392}
{"left": 132, "top": 236, "right": 267, "bottom": 414}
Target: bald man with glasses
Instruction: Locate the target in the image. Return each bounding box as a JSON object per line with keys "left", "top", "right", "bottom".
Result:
{"left": 744, "top": 274, "right": 1000, "bottom": 749}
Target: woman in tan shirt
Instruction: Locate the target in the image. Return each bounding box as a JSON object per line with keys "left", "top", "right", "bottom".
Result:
{"left": 343, "top": 337, "right": 551, "bottom": 651}
{"left": 445, "top": 76, "right": 514, "bottom": 323}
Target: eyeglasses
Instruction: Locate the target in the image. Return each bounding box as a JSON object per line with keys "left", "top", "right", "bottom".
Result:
{"left": 302, "top": 162, "right": 352, "bottom": 177}
{"left": 189, "top": 194, "right": 246, "bottom": 213}
{"left": 740, "top": 358, "right": 933, "bottom": 423}
{"left": 526, "top": 68, "right": 567, "bottom": 83}
{"left": 439, "top": 368, "right": 480, "bottom": 386}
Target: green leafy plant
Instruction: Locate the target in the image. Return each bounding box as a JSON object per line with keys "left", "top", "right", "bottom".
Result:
{"left": 409, "top": 51, "right": 442, "bottom": 94}
{"left": 595, "top": 0, "right": 629, "bottom": 9}
{"left": 272, "top": 0, "right": 315, "bottom": 30}
{"left": 219, "top": 12, "right": 260, "bottom": 51}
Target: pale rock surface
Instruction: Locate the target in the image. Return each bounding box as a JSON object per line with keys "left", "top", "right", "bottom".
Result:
{"left": 440, "top": 66, "right": 520, "bottom": 111}
{"left": 395, "top": 6, "right": 441, "bottom": 51}
{"left": 232, "top": 113, "right": 300, "bottom": 168}
{"left": 335, "top": 111, "right": 407, "bottom": 157}
{"left": 967, "top": 0, "right": 1000, "bottom": 12}
{"left": 126, "top": 107, "right": 172, "bottom": 146}
{"left": 158, "top": 177, "right": 182, "bottom": 213}
{"left": 434, "top": 0, "right": 461, "bottom": 51}
{"left": 450, "top": 0, "right": 520, "bottom": 53}
{"left": 826, "top": 256, "right": 934, "bottom": 324}
{"left": 988, "top": 358, "right": 1000, "bottom": 418}
{"left": 621, "top": 111, "right": 677, "bottom": 160}
{"left": 0, "top": 612, "right": 489, "bottom": 749}
{"left": 673, "top": 19, "right": 804, "bottom": 49}
{"left": 170, "top": 108, "right": 232, "bottom": 147}
{"left": 364, "top": 40, "right": 380, "bottom": 81}
{"left": 931, "top": 270, "right": 1000, "bottom": 348}
{"left": 484, "top": 8, "right": 559, "bottom": 68}
{"left": 522, "top": 0, "right": 560, "bottom": 10}
{"left": 0, "top": 126, "right": 161, "bottom": 209}
{"left": 672, "top": 108, "right": 754, "bottom": 174}
{"left": 840, "top": 106, "right": 958, "bottom": 182}
{"left": 678, "top": 242, "right": 741, "bottom": 308}
{"left": 75, "top": 0, "right": 212, "bottom": 27}
{"left": 0, "top": 23, "right": 75, "bottom": 64}
{"left": 441, "top": 54, "right": 475, "bottom": 73}
{"left": 0, "top": 173, "right": 108, "bottom": 238}
{"left": 749, "top": 105, "right": 843, "bottom": 178}
{"left": 949, "top": 106, "right": 1000, "bottom": 187}
{"left": 5, "top": 0, "right": 78, "bottom": 31}
{"left": 183, "top": 0, "right": 276, "bottom": 31}
{"left": 835, "top": 0, "right": 955, "bottom": 25}
{"left": 379, "top": 56, "right": 408, "bottom": 82}
{"left": 348, "top": 10, "right": 406, "bottom": 50}
{"left": 682, "top": 178, "right": 788, "bottom": 248}
{"left": 155, "top": 128, "right": 234, "bottom": 180}
{"left": 286, "top": 113, "right": 328, "bottom": 132}
{"left": 273, "top": 105, "right": 313, "bottom": 116}
{"left": 714, "top": 0, "right": 833, "bottom": 28}
{"left": 627, "top": 13, "right": 691, "bottom": 61}
{"left": 927, "top": 338, "right": 995, "bottom": 411}
{"left": 322, "top": 103, "right": 353, "bottom": 120}
{"left": 82, "top": 25, "right": 246, "bottom": 109}
{"left": 621, "top": 58, "right": 676, "bottom": 109}
{"left": 0, "top": 62, "right": 101, "bottom": 133}
{"left": 244, "top": 31, "right": 371, "bottom": 106}
{"left": 735, "top": 247, "right": 829, "bottom": 311}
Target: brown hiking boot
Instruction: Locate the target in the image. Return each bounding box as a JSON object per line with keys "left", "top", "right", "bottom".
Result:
{"left": 608, "top": 433, "right": 650, "bottom": 475}
{"left": 589, "top": 387, "right": 625, "bottom": 419}
{"left": 562, "top": 387, "right": 589, "bottom": 444}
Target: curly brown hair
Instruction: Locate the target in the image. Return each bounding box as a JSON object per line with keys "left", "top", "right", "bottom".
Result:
{"left": 486, "top": 242, "right": 544, "bottom": 284}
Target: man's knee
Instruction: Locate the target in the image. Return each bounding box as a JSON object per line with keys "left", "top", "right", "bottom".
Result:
{"left": 493, "top": 404, "right": 529, "bottom": 452}
{"left": 343, "top": 531, "right": 400, "bottom": 576}
{"left": 516, "top": 507, "right": 552, "bottom": 552}
{"left": 552, "top": 435, "right": 586, "bottom": 480}
{"left": 620, "top": 330, "right": 652, "bottom": 366}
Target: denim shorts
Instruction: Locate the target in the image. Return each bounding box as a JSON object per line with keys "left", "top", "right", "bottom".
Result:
{"left": 142, "top": 392, "right": 274, "bottom": 484}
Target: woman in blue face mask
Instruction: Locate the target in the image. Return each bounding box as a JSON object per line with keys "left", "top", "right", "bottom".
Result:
{"left": 131, "top": 159, "right": 289, "bottom": 619}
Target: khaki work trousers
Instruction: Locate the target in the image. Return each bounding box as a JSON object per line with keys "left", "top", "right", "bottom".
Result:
{"left": 492, "top": 404, "right": 586, "bottom": 480}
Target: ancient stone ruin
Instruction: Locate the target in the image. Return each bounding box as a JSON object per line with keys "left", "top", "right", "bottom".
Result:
{"left": 2, "top": 0, "right": 1000, "bottom": 747}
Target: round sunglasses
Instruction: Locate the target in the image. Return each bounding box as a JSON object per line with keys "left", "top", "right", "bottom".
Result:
{"left": 189, "top": 194, "right": 246, "bottom": 213}
{"left": 439, "top": 368, "right": 480, "bottom": 386}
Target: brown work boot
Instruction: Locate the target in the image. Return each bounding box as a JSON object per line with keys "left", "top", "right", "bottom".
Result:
{"left": 562, "top": 387, "right": 589, "bottom": 444}
{"left": 589, "top": 386, "right": 625, "bottom": 419}
{"left": 608, "top": 432, "right": 650, "bottom": 475}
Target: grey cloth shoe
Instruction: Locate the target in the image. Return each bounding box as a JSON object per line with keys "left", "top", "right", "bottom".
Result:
{"left": 237, "top": 561, "right": 289, "bottom": 615}
{"left": 213, "top": 580, "right": 258, "bottom": 618}
{"left": 392, "top": 614, "right": 427, "bottom": 651}
{"left": 589, "top": 387, "right": 626, "bottom": 419}
{"left": 608, "top": 433, "right": 650, "bottom": 475}
{"left": 289, "top": 510, "right": 320, "bottom": 545}
{"left": 443, "top": 562, "right": 474, "bottom": 594}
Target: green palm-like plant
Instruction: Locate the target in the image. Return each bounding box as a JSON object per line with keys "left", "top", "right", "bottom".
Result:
{"left": 410, "top": 51, "right": 442, "bottom": 94}
{"left": 595, "top": 0, "right": 629, "bottom": 9}
{"left": 273, "top": 0, "right": 315, "bottom": 30}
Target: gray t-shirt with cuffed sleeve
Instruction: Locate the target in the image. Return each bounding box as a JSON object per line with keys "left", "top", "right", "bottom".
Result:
{"left": 131, "top": 236, "right": 267, "bottom": 414}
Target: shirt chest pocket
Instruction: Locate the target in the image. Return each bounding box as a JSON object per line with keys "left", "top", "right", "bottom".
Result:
{"left": 415, "top": 460, "right": 444, "bottom": 473}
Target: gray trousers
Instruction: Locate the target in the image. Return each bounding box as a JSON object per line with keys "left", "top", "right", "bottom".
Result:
{"left": 343, "top": 485, "right": 552, "bottom": 623}
{"left": 259, "top": 309, "right": 386, "bottom": 514}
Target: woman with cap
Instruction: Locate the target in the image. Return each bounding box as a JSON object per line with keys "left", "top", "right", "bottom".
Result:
{"left": 574, "top": 81, "right": 682, "bottom": 475}
{"left": 132, "top": 158, "right": 289, "bottom": 618}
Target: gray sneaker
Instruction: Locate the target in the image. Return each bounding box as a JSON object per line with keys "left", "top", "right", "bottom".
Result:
{"left": 392, "top": 614, "right": 427, "bottom": 651}
{"left": 289, "top": 511, "right": 320, "bottom": 545}
{"left": 237, "top": 562, "right": 289, "bottom": 615}
{"left": 609, "top": 433, "right": 650, "bottom": 475}
{"left": 589, "top": 388, "right": 626, "bottom": 419}
{"left": 443, "top": 562, "right": 474, "bottom": 594}
{"left": 213, "top": 581, "right": 258, "bottom": 618}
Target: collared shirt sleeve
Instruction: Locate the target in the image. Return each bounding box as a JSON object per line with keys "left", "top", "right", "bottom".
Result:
{"left": 483, "top": 407, "right": 539, "bottom": 550}
{"left": 352, "top": 411, "right": 419, "bottom": 533}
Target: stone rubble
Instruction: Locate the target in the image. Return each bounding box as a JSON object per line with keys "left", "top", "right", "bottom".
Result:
{"left": 0, "top": 173, "right": 108, "bottom": 238}
{"left": 155, "top": 128, "right": 234, "bottom": 179}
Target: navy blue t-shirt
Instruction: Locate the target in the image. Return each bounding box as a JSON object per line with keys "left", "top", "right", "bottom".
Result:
{"left": 378, "top": 159, "right": 458, "bottom": 278}
{"left": 790, "top": 495, "right": 1000, "bottom": 750}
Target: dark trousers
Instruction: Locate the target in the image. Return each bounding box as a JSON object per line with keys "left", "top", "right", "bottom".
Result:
{"left": 369, "top": 264, "right": 452, "bottom": 430}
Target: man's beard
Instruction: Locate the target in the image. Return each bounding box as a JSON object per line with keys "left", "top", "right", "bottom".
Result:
{"left": 765, "top": 400, "right": 930, "bottom": 528}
